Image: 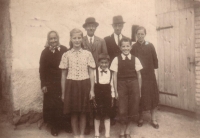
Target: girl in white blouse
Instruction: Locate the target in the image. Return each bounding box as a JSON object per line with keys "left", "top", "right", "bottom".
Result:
{"left": 59, "top": 28, "right": 96, "bottom": 138}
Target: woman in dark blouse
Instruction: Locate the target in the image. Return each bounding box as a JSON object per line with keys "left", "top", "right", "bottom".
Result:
{"left": 131, "top": 26, "right": 159, "bottom": 129}
{"left": 39, "top": 31, "right": 70, "bottom": 136}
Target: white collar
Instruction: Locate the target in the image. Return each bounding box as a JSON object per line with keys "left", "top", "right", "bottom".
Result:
{"left": 114, "top": 33, "right": 122, "bottom": 38}
{"left": 87, "top": 35, "right": 94, "bottom": 43}
{"left": 121, "top": 53, "right": 131, "bottom": 60}
{"left": 50, "top": 46, "right": 60, "bottom": 53}
{"left": 71, "top": 48, "right": 83, "bottom": 53}
{"left": 98, "top": 66, "right": 108, "bottom": 72}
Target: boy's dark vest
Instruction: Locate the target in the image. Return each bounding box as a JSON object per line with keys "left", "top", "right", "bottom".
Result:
{"left": 117, "top": 55, "right": 137, "bottom": 80}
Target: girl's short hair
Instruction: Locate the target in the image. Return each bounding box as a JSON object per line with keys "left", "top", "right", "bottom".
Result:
{"left": 119, "top": 37, "right": 131, "bottom": 47}
{"left": 69, "top": 28, "right": 84, "bottom": 49}
{"left": 136, "top": 26, "right": 147, "bottom": 34}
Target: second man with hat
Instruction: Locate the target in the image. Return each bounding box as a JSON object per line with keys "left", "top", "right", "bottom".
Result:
{"left": 82, "top": 17, "right": 108, "bottom": 135}
{"left": 104, "top": 15, "right": 128, "bottom": 62}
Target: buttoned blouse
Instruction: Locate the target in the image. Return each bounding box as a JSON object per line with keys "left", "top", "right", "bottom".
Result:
{"left": 94, "top": 67, "right": 115, "bottom": 97}
{"left": 59, "top": 48, "right": 96, "bottom": 80}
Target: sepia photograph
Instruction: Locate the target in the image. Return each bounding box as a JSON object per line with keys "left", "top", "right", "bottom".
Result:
{"left": 0, "top": 0, "right": 200, "bottom": 138}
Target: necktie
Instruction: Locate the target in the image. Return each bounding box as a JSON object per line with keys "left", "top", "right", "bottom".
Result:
{"left": 118, "top": 35, "right": 120, "bottom": 46}
{"left": 125, "top": 56, "right": 129, "bottom": 60}
{"left": 90, "top": 37, "right": 92, "bottom": 45}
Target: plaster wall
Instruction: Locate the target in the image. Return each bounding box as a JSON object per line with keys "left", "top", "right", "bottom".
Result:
{"left": 9, "top": 0, "right": 157, "bottom": 114}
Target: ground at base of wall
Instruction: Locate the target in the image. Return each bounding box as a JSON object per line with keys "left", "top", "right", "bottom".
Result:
{"left": 0, "top": 106, "right": 200, "bottom": 138}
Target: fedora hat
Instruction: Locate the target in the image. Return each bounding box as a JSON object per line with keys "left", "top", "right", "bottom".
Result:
{"left": 83, "top": 17, "right": 99, "bottom": 28}
{"left": 112, "top": 15, "right": 125, "bottom": 24}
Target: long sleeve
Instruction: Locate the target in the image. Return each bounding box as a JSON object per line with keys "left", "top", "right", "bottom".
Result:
{"left": 39, "top": 50, "right": 46, "bottom": 88}
{"left": 150, "top": 44, "right": 158, "bottom": 69}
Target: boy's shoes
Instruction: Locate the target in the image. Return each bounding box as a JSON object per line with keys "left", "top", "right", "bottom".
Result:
{"left": 137, "top": 119, "right": 143, "bottom": 127}
{"left": 51, "top": 127, "right": 58, "bottom": 136}
{"left": 94, "top": 136, "right": 100, "bottom": 138}
{"left": 151, "top": 122, "right": 159, "bottom": 129}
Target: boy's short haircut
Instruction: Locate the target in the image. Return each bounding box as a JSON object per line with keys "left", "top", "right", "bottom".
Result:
{"left": 98, "top": 53, "right": 110, "bottom": 62}
{"left": 119, "top": 37, "right": 131, "bottom": 47}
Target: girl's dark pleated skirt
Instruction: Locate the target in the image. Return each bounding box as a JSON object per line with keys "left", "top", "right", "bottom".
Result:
{"left": 63, "top": 79, "right": 91, "bottom": 114}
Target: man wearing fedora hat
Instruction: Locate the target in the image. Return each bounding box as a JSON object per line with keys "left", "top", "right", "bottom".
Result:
{"left": 82, "top": 17, "right": 107, "bottom": 64}
{"left": 104, "top": 15, "right": 128, "bottom": 62}
{"left": 104, "top": 15, "right": 128, "bottom": 126}
{"left": 82, "top": 17, "right": 108, "bottom": 135}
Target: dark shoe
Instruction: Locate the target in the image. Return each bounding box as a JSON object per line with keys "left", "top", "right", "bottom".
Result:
{"left": 137, "top": 120, "right": 143, "bottom": 127}
{"left": 84, "top": 127, "right": 90, "bottom": 135}
{"left": 51, "top": 127, "right": 58, "bottom": 136}
{"left": 151, "top": 121, "right": 159, "bottom": 129}
{"left": 119, "top": 135, "right": 125, "bottom": 138}
{"left": 125, "top": 134, "right": 131, "bottom": 138}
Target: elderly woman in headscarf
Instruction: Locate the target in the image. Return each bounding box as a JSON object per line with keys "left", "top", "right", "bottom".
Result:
{"left": 39, "top": 31, "right": 70, "bottom": 136}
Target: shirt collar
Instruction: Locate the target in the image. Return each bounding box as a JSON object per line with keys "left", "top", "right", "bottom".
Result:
{"left": 49, "top": 46, "right": 60, "bottom": 53}
{"left": 137, "top": 40, "right": 146, "bottom": 45}
{"left": 71, "top": 48, "right": 83, "bottom": 53}
{"left": 87, "top": 35, "right": 94, "bottom": 43}
{"left": 121, "top": 53, "right": 131, "bottom": 60}
{"left": 98, "top": 66, "right": 108, "bottom": 72}
{"left": 114, "top": 33, "right": 122, "bottom": 38}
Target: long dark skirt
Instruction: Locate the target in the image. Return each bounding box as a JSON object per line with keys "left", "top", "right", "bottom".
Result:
{"left": 63, "top": 79, "right": 91, "bottom": 114}
{"left": 140, "top": 70, "right": 159, "bottom": 112}
{"left": 43, "top": 82, "right": 70, "bottom": 129}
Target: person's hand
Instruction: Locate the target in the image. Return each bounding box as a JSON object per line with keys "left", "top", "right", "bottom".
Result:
{"left": 41, "top": 86, "right": 47, "bottom": 94}
{"left": 90, "top": 90, "right": 95, "bottom": 100}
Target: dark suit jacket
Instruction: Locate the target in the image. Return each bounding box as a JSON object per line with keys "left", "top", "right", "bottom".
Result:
{"left": 104, "top": 34, "right": 127, "bottom": 62}
{"left": 82, "top": 35, "right": 107, "bottom": 64}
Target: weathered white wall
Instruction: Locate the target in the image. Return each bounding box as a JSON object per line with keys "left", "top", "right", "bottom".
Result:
{"left": 10, "top": 0, "right": 157, "bottom": 114}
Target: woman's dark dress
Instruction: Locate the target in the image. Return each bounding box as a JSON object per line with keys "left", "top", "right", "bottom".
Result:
{"left": 131, "top": 41, "right": 159, "bottom": 111}
{"left": 39, "top": 45, "right": 67, "bottom": 128}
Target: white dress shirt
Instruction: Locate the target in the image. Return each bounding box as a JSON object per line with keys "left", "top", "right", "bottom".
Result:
{"left": 94, "top": 67, "right": 115, "bottom": 97}
{"left": 87, "top": 35, "right": 94, "bottom": 44}
{"left": 110, "top": 53, "right": 143, "bottom": 72}
{"left": 113, "top": 33, "right": 122, "bottom": 45}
